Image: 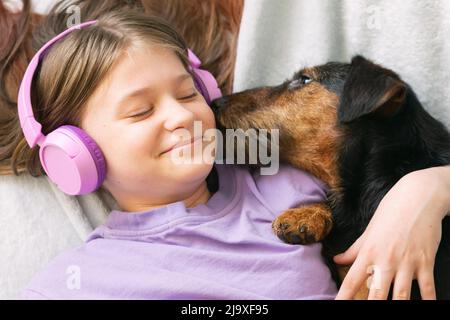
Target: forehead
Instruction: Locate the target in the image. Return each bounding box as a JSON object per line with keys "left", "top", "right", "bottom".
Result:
{"left": 108, "top": 44, "right": 185, "bottom": 84}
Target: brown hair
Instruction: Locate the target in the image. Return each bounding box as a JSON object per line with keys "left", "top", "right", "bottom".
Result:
{"left": 143, "top": 0, "right": 244, "bottom": 94}
{"left": 0, "top": 0, "right": 40, "bottom": 175}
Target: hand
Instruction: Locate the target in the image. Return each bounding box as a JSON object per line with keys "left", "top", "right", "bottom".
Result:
{"left": 334, "top": 166, "right": 450, "bottom": 300}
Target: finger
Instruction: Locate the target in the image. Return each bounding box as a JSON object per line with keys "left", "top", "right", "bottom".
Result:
{"left": 335, "top": 260, "right": 369, "bottom": 300}
{"left": 367, "top": 266, "right": 394, "bottom": 300}
{"left": 334, "top": 236, "right": 365, "bottom": 265}
{"left": 392, "top": 269, "right": 414, "bottom": 300}
{"left": 417, "top": 267, "right": 436, "bottom": 300}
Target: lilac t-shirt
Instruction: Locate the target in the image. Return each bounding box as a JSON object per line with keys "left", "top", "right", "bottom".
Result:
{"left": 22, "top": 163, "right": 337, "bottom": 300}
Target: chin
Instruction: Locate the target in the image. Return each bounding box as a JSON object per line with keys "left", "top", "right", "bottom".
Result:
{"left": 173, "top": 160, "right": 214, "bottom": 182}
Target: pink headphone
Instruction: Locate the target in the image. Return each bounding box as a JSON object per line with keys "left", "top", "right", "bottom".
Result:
{"left": 18, "top": 20, "right": 222, "bottom": 196}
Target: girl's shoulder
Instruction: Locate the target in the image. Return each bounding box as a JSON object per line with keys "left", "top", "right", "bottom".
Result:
{"left": 215, "top": 162, "right": 328, "bottom": 197}
{"left": 245, "top": 163, "right": 329, "bottom": 216}
{"left": 251, "top": 163, "right": 328, "bottom": 193}
{"left": 215, "top": 163, "right": 328, "bottom": 216}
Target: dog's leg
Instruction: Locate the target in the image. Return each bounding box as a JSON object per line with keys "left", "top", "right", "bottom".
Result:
{"left": 272, "top": 203, "right": 333, "bottom": 245}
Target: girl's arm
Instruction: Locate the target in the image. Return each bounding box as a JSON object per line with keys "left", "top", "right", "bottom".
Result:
{"left": 442, "top": 166, "right": 450, "bottom": 216}
{"left": 334, "top": 165, "right": 450, "bottom": 300}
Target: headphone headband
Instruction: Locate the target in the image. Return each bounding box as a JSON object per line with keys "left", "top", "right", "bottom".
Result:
{"left": 18, "top": 21, "right": 98, "bottom": 149}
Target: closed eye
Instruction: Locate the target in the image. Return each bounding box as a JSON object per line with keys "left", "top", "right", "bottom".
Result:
{"left": 129, "top": 91, "right": 199, "bottom": 118}
{"left": 129, "top": 92, "right": 198, "bottom": 118}
{"left": 131, "top": 108, "right": 153, "bottom": 118}
{"left": 179, "top": 92, "right": 198, "bottom": 100}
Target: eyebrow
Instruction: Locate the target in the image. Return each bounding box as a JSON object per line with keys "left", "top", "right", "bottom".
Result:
{"left": 115, "top": 73, "right": 193, "bottom": 115}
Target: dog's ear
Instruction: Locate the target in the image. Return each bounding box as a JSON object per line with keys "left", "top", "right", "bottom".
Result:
{"left": 338, "top": 55, "right": 407, "bottom": 123}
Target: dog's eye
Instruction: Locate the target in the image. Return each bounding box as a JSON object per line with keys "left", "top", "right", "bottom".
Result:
{"left": 288, "top": 75, "right": 312, "bottom": 90}
{"left": 288, "top": 75, "right": 313, "bottom": 90}
{"left": 299, "top": 75, "right": 312, "bottom": 85}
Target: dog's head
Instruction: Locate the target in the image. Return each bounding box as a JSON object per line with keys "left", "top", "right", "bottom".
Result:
{"left": 212, "top": 56, "right": 410, "bottom": 185}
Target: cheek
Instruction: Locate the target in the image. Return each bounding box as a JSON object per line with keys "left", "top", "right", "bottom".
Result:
{"left": 195, "top": 102, "right": 216, "bottom": 129}
{"left": 105, "top": 130, "right": 160, "bottom": 166}
{"left": 127, "top": 131, "right": 161, "bottom": 158}
{"left": 103, "top": 138, "right": 160, "bottom": 182}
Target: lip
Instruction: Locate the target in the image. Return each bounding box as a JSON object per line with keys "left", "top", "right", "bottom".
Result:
{"left": 161, "top": 136, "right": 203, "bottom": 155}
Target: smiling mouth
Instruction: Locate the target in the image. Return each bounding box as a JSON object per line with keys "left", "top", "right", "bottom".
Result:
{"left": 161, "top": 136, "right": 203, "bottom": 155}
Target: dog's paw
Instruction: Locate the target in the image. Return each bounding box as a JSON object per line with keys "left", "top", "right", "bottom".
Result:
{"left": 272, "top": 203, "right": 333, "bottom": 245}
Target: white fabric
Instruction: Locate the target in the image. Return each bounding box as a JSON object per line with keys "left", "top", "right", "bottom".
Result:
{"left": 0, "top": 173, "right": 113, "bottom": 299}
{"left": 234, "top": 0, "right": 450, "bottom": 129}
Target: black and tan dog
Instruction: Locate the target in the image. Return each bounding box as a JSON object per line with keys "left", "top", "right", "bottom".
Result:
{"left": 212, "top": 56, "right": 450, "bottom": 299}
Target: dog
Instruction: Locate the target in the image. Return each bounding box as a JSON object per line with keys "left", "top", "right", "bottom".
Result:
{"left": 212, "top": 55, "right": 450, "bottom": 299}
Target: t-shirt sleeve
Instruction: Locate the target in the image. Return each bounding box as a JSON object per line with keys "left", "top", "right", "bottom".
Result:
{"left": 251, "top": 164, "right": 329, "bottom": 218}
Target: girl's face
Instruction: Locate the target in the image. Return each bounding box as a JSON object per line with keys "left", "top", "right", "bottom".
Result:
{"left": 81, "top": 44, "right": 216, "bottom": 211}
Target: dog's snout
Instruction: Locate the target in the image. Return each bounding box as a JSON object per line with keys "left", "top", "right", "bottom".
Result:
{"left": 211, "top": 96, "right": 229, "bottom": 113}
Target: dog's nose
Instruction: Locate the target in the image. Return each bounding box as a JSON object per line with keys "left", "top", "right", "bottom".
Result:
{"left": 211, "top": 96, "right": 229, "bottom": 113}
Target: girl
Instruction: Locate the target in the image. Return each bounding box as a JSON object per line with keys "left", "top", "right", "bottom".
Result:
{"left": 1, "top": 4, "right": 449, "bottom": 300}
{"left": 13, "top": 10, "right": 338, "bottom": 299}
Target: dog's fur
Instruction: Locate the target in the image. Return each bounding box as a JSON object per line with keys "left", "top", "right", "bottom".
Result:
{"left": 212, "top": 56, "right": 450, "bottom": 299}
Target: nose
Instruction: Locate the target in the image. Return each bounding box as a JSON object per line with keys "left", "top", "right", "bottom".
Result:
{"left": 163, "top": 98, "right": 195, "bottom": 131}
{"left": 210, "top": 96, "right": 229, "bottom": 113}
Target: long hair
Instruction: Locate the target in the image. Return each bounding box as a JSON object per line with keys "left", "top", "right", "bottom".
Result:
{"left": 143, "top": 0, "right": 244, "bottom": 94}
{"left": 0, "top": 0, "right": 41, "bottom": 175}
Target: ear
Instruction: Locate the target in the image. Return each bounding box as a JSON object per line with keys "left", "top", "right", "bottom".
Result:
{"left": 338, "top": 55, "right": 407, "bottom": 123}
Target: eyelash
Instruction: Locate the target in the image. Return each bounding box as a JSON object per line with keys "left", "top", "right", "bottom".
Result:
{"left": 131, "top": 109, "right": 153, "bottom": 118}
{"left": 130, "top": 93, "right": 198, "bottom": 118}
{"left": 180, "top": 92, "right": 198, "bottom": 100}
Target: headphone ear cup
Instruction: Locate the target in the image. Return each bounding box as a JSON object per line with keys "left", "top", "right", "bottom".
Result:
{"left": 39, "top": 125, "right": 106, "bottom": 195}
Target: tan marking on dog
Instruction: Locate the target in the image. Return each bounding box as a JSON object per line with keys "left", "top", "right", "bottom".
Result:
{"left": 215, "top": 77, "right": 343, "bottom": 191}
{"left": 272, "top": 203, "right": 333, "bottom": 244}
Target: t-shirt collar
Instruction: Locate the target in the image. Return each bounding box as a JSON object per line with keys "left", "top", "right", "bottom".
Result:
{"left": 101, "top": 163, "right": 237, "bottom": 232}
